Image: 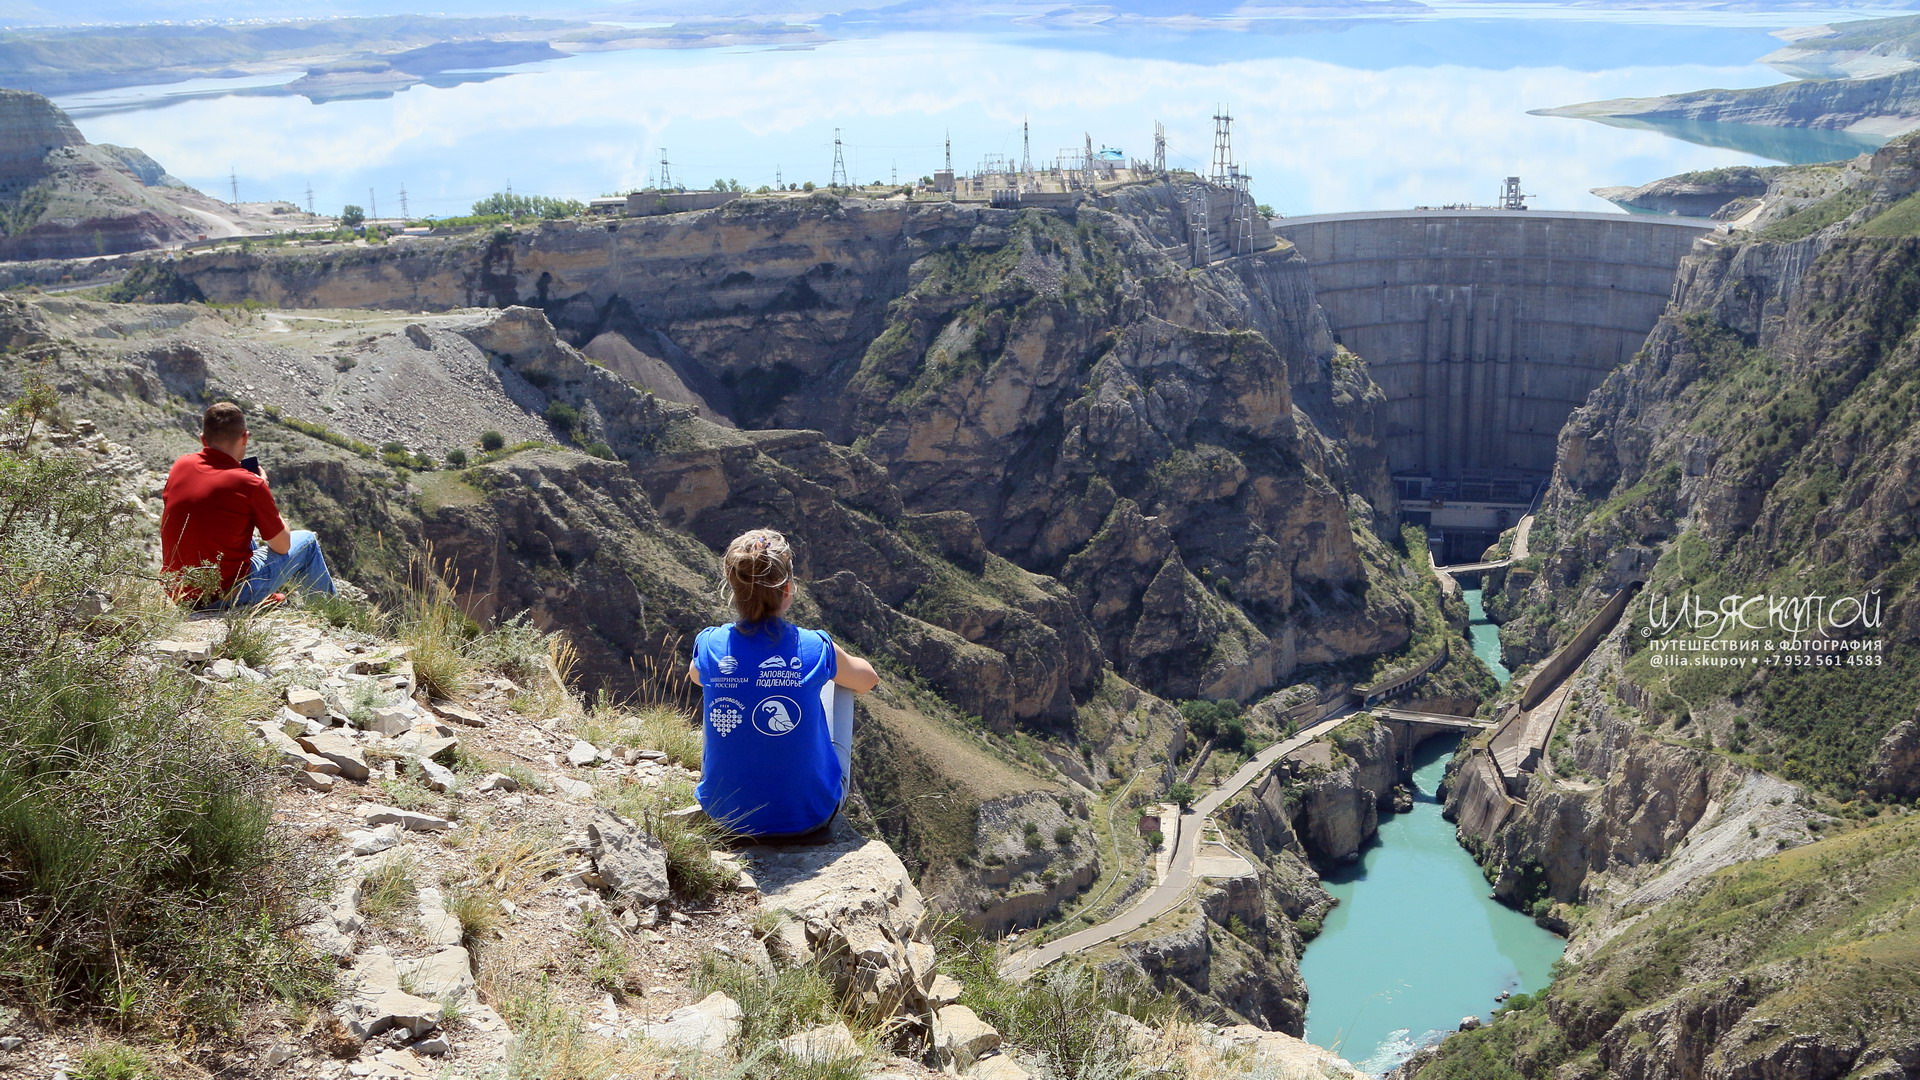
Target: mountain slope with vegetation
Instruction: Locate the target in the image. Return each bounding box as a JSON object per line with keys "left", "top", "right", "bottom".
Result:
{"left": 1409, "top": 133, "right": 1920, "bottom": 1080}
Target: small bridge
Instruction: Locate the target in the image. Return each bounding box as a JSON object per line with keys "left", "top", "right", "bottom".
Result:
{"left": 1435, "top": 559, "right": 1509, "bottom": 575}
{"left": 1372, "top": 707, "right": 1493, "bottom": 730}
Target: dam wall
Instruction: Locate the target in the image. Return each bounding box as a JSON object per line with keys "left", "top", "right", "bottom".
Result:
{"left": 1274, "top": 210, "right": 1713, "bottom": 479}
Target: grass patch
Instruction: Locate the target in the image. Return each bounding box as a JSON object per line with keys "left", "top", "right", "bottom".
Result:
{"left": 358, "top": 856, "right": 419, "bottom": 929}
{"left": 71, "top": 1042, "right": 157, "bottom": 1080}
{"left": 576, "top": 699, "right": 702, "bottom": 770}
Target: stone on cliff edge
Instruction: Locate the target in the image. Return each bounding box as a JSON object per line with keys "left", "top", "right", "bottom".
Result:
{"left": 1209, "top": 1025, "right": 1365, "bottom": 1078}
{"left": 300, "top": 731, "right": 371, "bottom": 781}
{"left": 359, "top": 804, "right": 454, "bottom": 832}
{"left": 640, "top": 992, "right": 742, "bottom": 1053}
{"left": 754, "top": 824, "right": 935, "bottom": 1017}
{"left": 932, "top": 1005, "right": 1001, "bottom": 1069}
{"left": 776, "top": 1022, "right": 858, "bottom": 1064}
{"left": 587, "top": 809, "right": 670, "bottom": 909}
{"left": 286, "top": 685, "right": 328, "bottom": 717}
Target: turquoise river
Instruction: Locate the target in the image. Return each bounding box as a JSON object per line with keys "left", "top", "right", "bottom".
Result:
{"left": 1299, "top": 587, "right": 1563, "bottom": 1075}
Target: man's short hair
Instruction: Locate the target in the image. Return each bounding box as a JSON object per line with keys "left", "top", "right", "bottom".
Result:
{"left": 202, "top": 401, "right": 247, "bottom": 445}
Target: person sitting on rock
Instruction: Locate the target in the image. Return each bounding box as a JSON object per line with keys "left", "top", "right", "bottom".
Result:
{"left": 688, "top": 528, "right": 879, "bottom": 840}
{"left": 161, "top": 401, "right": 337, "bottom": 608}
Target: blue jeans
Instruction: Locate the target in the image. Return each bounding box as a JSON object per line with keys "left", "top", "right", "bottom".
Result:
{"left": 230, "top": 530, "right": 336, "bottom": 606}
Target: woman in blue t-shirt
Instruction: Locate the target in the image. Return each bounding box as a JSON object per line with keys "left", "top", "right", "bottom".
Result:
{"left": 687, "top": 529, "right": 880, "bottom": 839}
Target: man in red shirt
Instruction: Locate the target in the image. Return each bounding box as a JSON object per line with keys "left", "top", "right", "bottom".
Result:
{"left": 161, "top": 401, "right": 336, "bottom": 607}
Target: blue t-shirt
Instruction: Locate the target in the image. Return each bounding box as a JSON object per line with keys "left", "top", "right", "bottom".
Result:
{"left": 693, "top": 620, "right": 840, "bottom": 836}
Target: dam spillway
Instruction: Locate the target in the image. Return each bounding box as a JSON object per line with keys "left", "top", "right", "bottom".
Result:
{"left": 1274, "top": 209, "right": 1713, "bottom": 483}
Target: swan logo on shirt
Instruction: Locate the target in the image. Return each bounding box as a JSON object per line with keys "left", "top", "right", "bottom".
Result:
{"left": 759, "top": 655, "right": 799, "bottom": 669}
{"left": 757, "top": 653, "right": 806, "bottom": 687}
{"left": 753, "top": 696, "right": 802, "bottom": 736}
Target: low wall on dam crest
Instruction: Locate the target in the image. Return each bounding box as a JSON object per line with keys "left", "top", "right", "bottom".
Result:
{"left": 1274, "top": 209, "right": 1714, "bottom": 480}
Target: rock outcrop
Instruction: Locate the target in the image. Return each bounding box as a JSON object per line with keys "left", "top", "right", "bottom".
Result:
{"left": 0, "top": 90, "right": 211, "bottom": 259}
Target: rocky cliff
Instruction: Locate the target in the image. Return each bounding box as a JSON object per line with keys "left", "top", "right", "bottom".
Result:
{"left": 161, "top": 188, "right": 1415, "bottom": 708}
{"left": 1410, "top": 136, "right": 1920, "bottom": 1080}
{"left": 0, "top": 90, "right": 214, "bottom": 260}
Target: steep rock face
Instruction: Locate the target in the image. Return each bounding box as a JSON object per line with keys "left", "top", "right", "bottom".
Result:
{"left": 1103, "top": 891, "right": 1308, "bottom": 1034}
{"left": 167, "top": 193, "right": 1413, "bottom": 706}
{"left": 1489, "top": 144, "right": 1920, "bottom": 793}
{"left": 0, "top": 90, "right": 206, "bottom": 259}
{"left": 1231, "top": 716, "right": 1400, "bottom": 864}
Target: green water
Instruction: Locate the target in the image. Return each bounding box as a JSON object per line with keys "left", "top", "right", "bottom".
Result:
{"left": 1299, "top": 588, "right": 1557, "bottom": 1074}
{"left": 1465, "top": 586, "right": 1512, "bottom": 683}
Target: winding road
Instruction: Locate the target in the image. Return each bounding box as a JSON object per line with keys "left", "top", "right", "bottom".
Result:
{"left": 1001, "top": 708, "right": 1355, "bottom": 979}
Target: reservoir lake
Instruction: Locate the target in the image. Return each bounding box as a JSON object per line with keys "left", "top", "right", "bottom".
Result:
{"left": 56, "top": 4, "right": 1891, "bottom": 222}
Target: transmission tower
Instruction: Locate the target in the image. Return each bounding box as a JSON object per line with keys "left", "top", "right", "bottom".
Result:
{"left": 944, "top": 131, "right": 952, "bottom": 174}
{"left": 304, "top": 183, "right": 314, "bottom": 215}
{"left": 1186, "top": 183, "right": 1211, "bottom": 267}
{"left": 891, "top": 160, "right": 897, "bottom": 186}
{"left": 1083, "top": 133, "right": 1095, "bottom": 192}
{"left": 229, "top": 167, "right": 238, "bottom": 205}
{"left": 1211, "top": 107, "right": 1234, "bottom": 185}
{"left": 658, "top": 151, "right": 672, "bottom": 191}
{"left": 369, "top": 187, "right": 377, "bottom": 223}
{"left": 1153, "top": 121, "right": 1166, "bottom": 175}
{"left": 398, "top": 185, "right": 409, "bottom": 220}
{"left": 775, "top": 164, "right": 782, "bottom": 188}
{"left": 1231, "top": 173, "right": 1255, "bottom": 255}
{"left": 830, "top": 129, "right": 848, "bottom": 189}
{"left": 1021, "top": 117, "right": 1033, "bottom": 185}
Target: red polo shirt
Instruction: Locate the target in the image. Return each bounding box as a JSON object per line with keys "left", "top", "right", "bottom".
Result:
{"left": 160, "top": 446, "right": 286, "bottom": 597}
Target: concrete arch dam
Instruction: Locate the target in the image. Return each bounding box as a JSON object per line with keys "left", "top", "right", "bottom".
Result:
{"left": 1274, "top": 210, "right": 1713, "bottom": 483}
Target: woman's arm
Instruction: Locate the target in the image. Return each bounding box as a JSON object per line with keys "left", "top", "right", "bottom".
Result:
{"left": 832, "top": 643, "right": 880, "bottom": 693}
{"left": 687, "top": 660, "right": 702, "bottom": 687}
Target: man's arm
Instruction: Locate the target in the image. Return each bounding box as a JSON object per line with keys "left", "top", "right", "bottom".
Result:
{"left": 248, "top": 472, "right": 290, "bottom": 554}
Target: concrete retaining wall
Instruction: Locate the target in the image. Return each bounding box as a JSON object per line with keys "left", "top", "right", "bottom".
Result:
{"left": 1518, "top": 581, "right": 1642, "bottom": 710}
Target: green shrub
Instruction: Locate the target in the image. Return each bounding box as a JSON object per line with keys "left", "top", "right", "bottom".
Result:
{"left": 545, "top": 401, "right": 581, "bottom": 437}
{"left": 445, "top": 448, "right": 468, "bottom": 467}
{"left": 479, "top": 430, "right": 506, "bottom": 452}
{"left": 0, "top": 392, "right": 326, "bottom": 1030}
